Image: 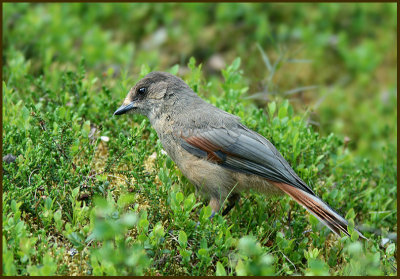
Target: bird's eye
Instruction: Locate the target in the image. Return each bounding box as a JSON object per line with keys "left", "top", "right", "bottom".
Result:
{"left": 137, "top": 87, "right": 147, "bottom": 95}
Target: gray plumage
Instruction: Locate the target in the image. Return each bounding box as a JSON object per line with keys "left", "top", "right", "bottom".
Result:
{"left": 114, "top": 71, "right": 365, "bottom": 239}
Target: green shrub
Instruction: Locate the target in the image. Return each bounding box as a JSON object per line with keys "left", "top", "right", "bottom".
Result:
{"left": 3, "top": 3, "right": 396, "bottom": 276}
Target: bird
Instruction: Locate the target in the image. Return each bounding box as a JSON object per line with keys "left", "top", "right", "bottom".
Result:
{"left": 114, "top": 71, "right": 365, "bottom": 239}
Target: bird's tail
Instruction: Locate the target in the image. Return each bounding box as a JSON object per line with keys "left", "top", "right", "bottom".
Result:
{"left": 273, "top": 182, "right": 366, "bottom": 240}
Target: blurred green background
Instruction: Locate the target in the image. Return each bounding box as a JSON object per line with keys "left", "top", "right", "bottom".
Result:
{"left": 3, "top": 3, "right": 397, "bottom": 162}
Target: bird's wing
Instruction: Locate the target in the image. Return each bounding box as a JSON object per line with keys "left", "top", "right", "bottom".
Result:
{"left": 178, "top": 123, "right": 367, "bottom": 239}
{"left": 178, "top": 124, "right": 315, "bottom": 196}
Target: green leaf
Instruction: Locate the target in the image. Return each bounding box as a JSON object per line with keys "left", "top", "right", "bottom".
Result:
{"left": 268, "top": 101, "right": 276, "bottom": 118}
{"left": 345, "top": 208, "right": 356, "bottom": 220}
{"left": 153, "top": 223, "right": 165, "bottom": 238}
{"left": 81, "top": 120, "right": 91, "bottom": 138}
{"left": 178, "top": 230, "right": 187, "bottom": 248}
{"left": 117, "top": 193, "right": 135, "bottom": 208}
{"left": 44, "top": 197, "right": 52, "bottom": 210}
{"left": 238, "top": 236, "right": 261, "bottom": 257}
{"left": 347, "top": 241, "right": 363, "bottom": 256}
{"left": 350, "top": 229, "right": 359, "bottom": 241}
{"left": 347, "top": 219, "right": 355, "bottom": 233}
{"left": 198, "top": 248, "right": 208, "bottom": 257}
{"left": 71, "top": 186, "right": 80, "bottom": 200}
{"left": 386, "top": 243, "right": 395, "bottom": 256}
{"left": 21, "top": 106, "right": 30, "bottom": 129}
{"left": 138, "top": 218, "right": 149, "bottom": 233}
{"left": 278, "top": 103, "right": 288, "bottom": 119}
{"left": 68, "top": 232, "right": 84, "bottom": 250}
{"left": 235, "top": 259, "right": 246, "bottom": 276}
{"left": 200, "top": 205, "right": 212, "bottom": 221}
{"left": 188, "top": 57, "right": 197, "bottom": 71}
{"left": 140, "top": 64, "right": 151, "bottom": 77}
{"left": 11, "top": 200, "right": 18, "bottom": 213}
{"left": 169, "top": 64, "right": 179, "bottom": 75}
{"left": 183, "top": 193, "right": 195, "bottom": 212}
{"left": 216, "top": 261, "right": 227, "bottom": 276}
{"left": 120, "top": 213, "right": 138, "bottom": 228}
{"left": 231, "top": 57, "right": 241, "bottom": 71}
{"left": 175, "top": 192, "right": 184, "bottom": 204}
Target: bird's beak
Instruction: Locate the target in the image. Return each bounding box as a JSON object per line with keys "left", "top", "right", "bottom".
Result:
{"left": 114, "top": 102, "right": 136, "bottom": 115}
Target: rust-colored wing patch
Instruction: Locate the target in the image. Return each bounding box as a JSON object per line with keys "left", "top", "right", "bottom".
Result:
{"left": 184, "top": 135, "right": 224, "bottom": 163}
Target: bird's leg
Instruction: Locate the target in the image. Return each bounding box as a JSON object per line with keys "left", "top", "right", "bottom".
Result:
{"left": 208, "top": 197, "right": 221, "bottom": 219}
{"left": 222, "top": 193, "right": 241, "bottom": 216}
{"left": 195, "top": 196, "right": 221, "bottom": 228}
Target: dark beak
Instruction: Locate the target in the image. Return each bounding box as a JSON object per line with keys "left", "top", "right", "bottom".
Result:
{"left": 114, "top": 102, "right": 135, "bottom": 115}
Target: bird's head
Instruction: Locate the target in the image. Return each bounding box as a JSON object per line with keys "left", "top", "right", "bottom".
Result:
{"left": 114, "top": 71, "right": 194, "bottom": 119}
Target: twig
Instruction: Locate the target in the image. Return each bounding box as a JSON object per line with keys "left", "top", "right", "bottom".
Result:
{"left": 284, "top": 85, "right": 318, "bottom": 96}
{"left": 29, "top": 168, "right": 39, "bottom": 186}
{"left": 280, "top": 251, "right": 297, "bottom": 272}
{"left": 169, "top": 231, "right": 192, "bottom": 249}
{"left": 257, "top": 43, "right": 273, "bottom": 72}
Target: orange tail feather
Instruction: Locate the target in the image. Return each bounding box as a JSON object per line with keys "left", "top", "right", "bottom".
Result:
{"left": 273, "top": 182, "right": 366, "bottom": 240}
